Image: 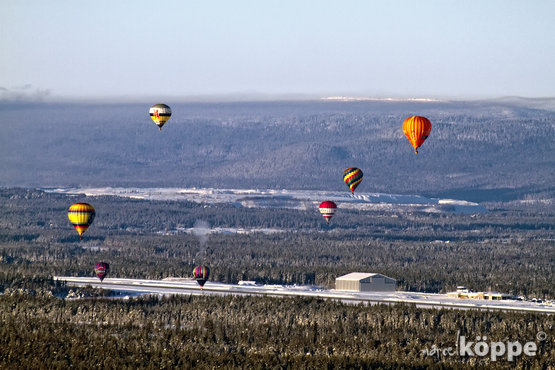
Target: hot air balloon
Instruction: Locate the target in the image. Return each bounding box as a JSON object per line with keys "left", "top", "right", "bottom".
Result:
{"left": 193, "top": 265, "right": 210, "bottom": 288}
{"left": 402, "top": 116, "right": 432, "bottom": 154}
{"left": 343, "top": 167, "right": 363, "bottom": 194}
{"left": 94, "top": 262, "right": 109, "bottom": 281}
{"left": 319, "top": 201, "right": 337, "bottom": 224}
{"left": 68, "top": 203, "right": 95, "bottom": 240}
{"left": 149, "top": 103, "right": 172, "bottom": 131}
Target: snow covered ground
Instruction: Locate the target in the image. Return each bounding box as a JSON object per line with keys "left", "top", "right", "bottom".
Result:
{"left": 44, "top": 187, "right": 488, "bottom": 214}
{"left": 54, "top": 276, "right": 554, "bottom": 314}
{"left": 157, "top": 226, "right": 287, "bottom": 236}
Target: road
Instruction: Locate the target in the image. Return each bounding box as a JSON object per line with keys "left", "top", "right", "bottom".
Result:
{"left": 54, "top": 276, "right": 555, "bottom": 314}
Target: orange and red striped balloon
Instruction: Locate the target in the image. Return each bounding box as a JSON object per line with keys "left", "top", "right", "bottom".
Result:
{"left": 402, "top": 116, "right": 432, "bottom": 154}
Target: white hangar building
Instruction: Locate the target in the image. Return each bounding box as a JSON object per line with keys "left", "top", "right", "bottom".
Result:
{"left": 335, "top": 272, "right": 396, "bottom": 292}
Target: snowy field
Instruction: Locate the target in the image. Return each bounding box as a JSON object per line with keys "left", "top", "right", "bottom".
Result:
{"left": 44, "top": 187, "right": 488, "bottom": 214}
{"left": 55, "top": 276, "right": 553, "bottom": 314}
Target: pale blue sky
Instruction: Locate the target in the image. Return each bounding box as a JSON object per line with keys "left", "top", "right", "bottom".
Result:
{"left": 1, "top": 0, "right": 554, "bottom": 101}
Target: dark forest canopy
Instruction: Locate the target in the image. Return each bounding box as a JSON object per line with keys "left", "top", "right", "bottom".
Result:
{"left": 0, "top": 293, "right": 553, "bottom": 369}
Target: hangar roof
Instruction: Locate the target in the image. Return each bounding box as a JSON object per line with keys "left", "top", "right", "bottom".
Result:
{"left": 336, "top": 272, "right": 396, "bottom": 281}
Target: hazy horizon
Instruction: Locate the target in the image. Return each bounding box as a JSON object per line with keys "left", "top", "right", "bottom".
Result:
{"left": 2, "top": 91, "right": 555, "bottom": 105}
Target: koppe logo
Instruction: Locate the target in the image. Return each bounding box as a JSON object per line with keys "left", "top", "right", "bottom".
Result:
{"left": 421, "top": 330, "right": 548, "bottom": 362}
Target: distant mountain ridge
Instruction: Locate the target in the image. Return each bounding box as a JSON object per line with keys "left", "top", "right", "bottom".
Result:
{"left": 1, "top": 99, "right": 553, "bottom": 201}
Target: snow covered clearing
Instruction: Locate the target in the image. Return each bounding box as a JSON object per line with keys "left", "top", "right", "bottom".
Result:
{"left": 44, "top": 187, "right": 488, "bottom": 215}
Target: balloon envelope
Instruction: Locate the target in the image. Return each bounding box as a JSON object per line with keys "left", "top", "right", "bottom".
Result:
{"left": 94, "top": 262, "right": 109, "bottom": 281}
{"left": 319, "top": 201, "right": 337, "bottom": 224}
{"left": 149, "top": 104, "right": 172, "bottom": 131}
{"left": 68, "top": 203, "right": 95, "bottom": 240}
{"left": 343, "top": 168, "right": 363, "bottom": 194}
{"left": 193, "top": 265, "right": 210, "bottom": 287}
{"left": 402, "top": 116, "right": 432, "bottom": 154}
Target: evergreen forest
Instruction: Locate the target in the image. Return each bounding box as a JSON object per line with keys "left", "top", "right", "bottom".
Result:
{"left": 0, "top": 188, "right": 553, "bottom": 368}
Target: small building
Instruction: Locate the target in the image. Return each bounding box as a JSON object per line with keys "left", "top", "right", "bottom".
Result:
{"left": 335, "top": 272, "right": 396, "bottom": 292}
{"left": 447, "top": 286, "right": 513, "bottom": 300}
{"left": 447, "top": 286, "right": 484, "bottom": 299}
{"left": 484, "top": 292, "right": 514, "bottom": 300}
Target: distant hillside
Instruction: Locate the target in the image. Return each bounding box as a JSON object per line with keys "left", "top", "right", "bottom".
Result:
{"left": 0, "top": 99, "right": 553, "bottom": 201}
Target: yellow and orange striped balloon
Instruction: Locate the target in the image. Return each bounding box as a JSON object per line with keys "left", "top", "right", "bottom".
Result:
{"left": 402, "top": 116, "right": 432, "bottom": 154}
{"left": 68, "top": 203, "right": 95, "bottom": 240}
